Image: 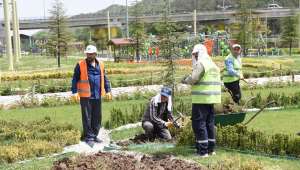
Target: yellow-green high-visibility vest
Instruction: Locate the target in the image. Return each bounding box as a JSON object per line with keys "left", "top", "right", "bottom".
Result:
{"left": 222, "top": 54, "right": 242, "bottom": 83}
{"left": 192, "top": 57, "right": 221, "bottom": 104}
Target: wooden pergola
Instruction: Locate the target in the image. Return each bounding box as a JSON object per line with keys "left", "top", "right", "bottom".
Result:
{"left": 108, "top": 38, "right": 137, "bottom": 62}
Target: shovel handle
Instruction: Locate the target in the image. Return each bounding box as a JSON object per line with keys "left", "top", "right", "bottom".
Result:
{"left": 244, "top": 101, "right": 277, "bottom": 126}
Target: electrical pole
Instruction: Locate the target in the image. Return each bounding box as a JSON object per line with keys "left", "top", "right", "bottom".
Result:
{"left": 12, "top": 0, "right": 20, "bottom": 63}
{"left": 193, "top": 9, "right": 197, "bottom": 37}
{"left": 107, "top": 11, "right": 112, "bottom": 57}
{"left": 3, "top": 0, "right": 13, "bottom": 71}
{"left": 126, "top": 0, "right": 129, "bottom": 38}
{"left": 265, "top": 15, "right": 268, "bottom": 56}
{"left": 15, "top": 0, "right": 21, "bottom": 60}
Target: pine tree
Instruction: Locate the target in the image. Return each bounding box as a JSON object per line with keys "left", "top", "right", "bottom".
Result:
{"left": 157, "top": 0, "right": 177, "bottom": 102}
{"left": 130, "top": 0, "right": 145, "bottom": 62}
{"left": 235, "top": 0, "right": 252, "bottom": 56}
{"left": 47, "top": 0, "right": 73, "bottom": 67}
{"left": 281, "top": 15, "right": 298, "bottom": 56}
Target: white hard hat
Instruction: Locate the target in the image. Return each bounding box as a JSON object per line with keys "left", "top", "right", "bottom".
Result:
{"left": 232, "top": 44, "right": 241, "bottom": 49}
{"left": 192, "top": 44, "right": 207, "bottom": 55}
{"left": 84, "top": 45, "right": 97, "bottom": 54}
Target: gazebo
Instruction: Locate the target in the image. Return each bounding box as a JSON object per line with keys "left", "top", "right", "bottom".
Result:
{"left": 108, "top": 38, "right": 137, "bottom": 62}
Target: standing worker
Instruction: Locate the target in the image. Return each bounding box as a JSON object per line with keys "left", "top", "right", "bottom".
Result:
{"left": 71, "top": 45, "right": 112, "bottom": 148}
{"left": 142, "top": 87, "right": 176, "bottom": 141}
{"left": 222, "top": 44, "right": 244, "bottom": 104}
{"left": 182, "top": 44, "right": 221, "bottom": 157}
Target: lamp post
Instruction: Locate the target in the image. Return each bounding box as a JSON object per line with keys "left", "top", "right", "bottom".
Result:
{"left": 2, "top": 0, "right": 13, "bottom": 71}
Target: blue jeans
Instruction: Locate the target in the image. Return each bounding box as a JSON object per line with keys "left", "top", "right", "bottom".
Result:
{"left": 192, "top": 104, "right": 216, "bottom": 155}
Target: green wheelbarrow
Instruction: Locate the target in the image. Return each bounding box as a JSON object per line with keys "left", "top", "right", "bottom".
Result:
{"left": 215, "top": 100, "right": 276, "bottom": 126}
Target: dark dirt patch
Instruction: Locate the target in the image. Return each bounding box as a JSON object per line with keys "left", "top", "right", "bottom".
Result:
{"left": 52, "top": 152, "right": 203, "bottom": 170}
{"left": 117, "top": 133, "right": 178, "bottom": 147}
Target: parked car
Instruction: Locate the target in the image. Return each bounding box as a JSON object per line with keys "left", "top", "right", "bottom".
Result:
{"left": 267, "top": 3, "right": 283, "bottom": 9}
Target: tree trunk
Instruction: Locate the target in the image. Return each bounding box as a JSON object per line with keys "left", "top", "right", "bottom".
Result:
{"left": 289, "top": 41, "right": 292, "bottom": 56}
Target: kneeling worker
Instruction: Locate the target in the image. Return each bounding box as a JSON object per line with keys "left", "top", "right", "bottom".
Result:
{"left": 142, "top": 87, "right": 176, "bottom": 141}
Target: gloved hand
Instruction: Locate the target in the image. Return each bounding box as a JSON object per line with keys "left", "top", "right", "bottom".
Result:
{"left": 181, "top": 75, "right": 190, "bottom": 84}
{"left": 173, "top": 121, "right": 180, "bottom": 129}
{"left": 71, "top": 93, "right": 80, "bottom": 102}
{"left": 239, "top": 74, "right": 244, "bottom": 80}
{"left": 165, "top": 121, "right": 173, "bottom": 128}
{"left": 105, "top": 92, "right": 112, "bottom": 101}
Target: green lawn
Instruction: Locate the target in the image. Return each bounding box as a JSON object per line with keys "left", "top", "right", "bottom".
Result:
{"left": 245, "top": 108, "right": 300, "bottom": 135}
{"left": 0, "top": 153, "right": 76, "bottom": 170}
{"left": 0, "top": 99, "right": 147, "bottom": 130}
{"left": 111, "top": 127, "right": 143, "bottom": 141}
{"left": 0, "top": 55, "right": 80, "bottom": 72}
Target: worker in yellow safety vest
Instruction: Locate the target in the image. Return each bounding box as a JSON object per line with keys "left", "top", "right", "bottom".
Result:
{"left": 182, "top": 44, "right": 221, "bottom": 157}
{"left": 222, "top": 44, "right": 243, "bottom": 104}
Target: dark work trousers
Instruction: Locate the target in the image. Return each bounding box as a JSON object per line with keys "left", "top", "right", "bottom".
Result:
{"left": 224, "top": 80, "right": 241, "bottom": 104}
{"left": 192, "top": 104, "right": 216, "bottom": 155}
{"left": 142, "top": 121, "right": 172, "bottom": 140}
{"left": 80, "top": 98, "right": 101, "bottom": 142}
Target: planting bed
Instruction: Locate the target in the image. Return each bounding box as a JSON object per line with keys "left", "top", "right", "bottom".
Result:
{"left": 52, "top": 152, "right": 203, "bottom": 170}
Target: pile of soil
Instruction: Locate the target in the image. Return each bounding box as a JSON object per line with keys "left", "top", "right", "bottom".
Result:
{"left": 53, "top": 152, "right": 203, "bottom": 170}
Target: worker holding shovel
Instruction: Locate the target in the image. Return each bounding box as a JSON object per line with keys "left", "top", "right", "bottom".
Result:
{"left": 182, "top": 44, "right": 221, "bottom": 157}
{"left": 222, "top": 44, "right": 244, "bottom": 104}
{"left": 71, "top": 45, "right": 112, "bottom": 148}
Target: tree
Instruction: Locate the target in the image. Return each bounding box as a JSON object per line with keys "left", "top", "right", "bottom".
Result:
{"left": 130, "top": 0, "right": 145, "bottom": 62}
{"left": 33, "top": 30, "right": 49, "bottom": 55}
{"left": 281, "top": 15, "right": 298, "bottom": 56}
{"left": 47, "top": 0, "right": 73, "bottom": 67}
{"left": 156, "top": 0, "right": 178, "bottom": 102}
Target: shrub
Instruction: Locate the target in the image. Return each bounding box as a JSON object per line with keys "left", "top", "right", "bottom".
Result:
{"left": 177, "top": 122, "right": 300, "bottom": 158}
{"left": 104, "top": 104, "right": 145, "bottom": 129}
{"left": 0, "top": 118, "right": 80, "bottom": 163}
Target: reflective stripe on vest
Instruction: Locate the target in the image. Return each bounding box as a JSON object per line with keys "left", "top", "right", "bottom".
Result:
{"left": 222, "top": 54, "right": 242, "bottom": 83}
{"left": 192, "top": 57, "right": 221, "bottom": 104}
{"left": 77, "top": 59, "right": 106, "bottom": 97}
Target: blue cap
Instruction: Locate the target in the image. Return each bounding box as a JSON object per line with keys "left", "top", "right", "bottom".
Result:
{"left": 161, "top": 87, "right": 172, "bottom": 97}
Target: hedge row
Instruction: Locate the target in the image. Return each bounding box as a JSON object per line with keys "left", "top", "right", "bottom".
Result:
{"left": 177, "top": 122, "right": 300, "bottom": 158}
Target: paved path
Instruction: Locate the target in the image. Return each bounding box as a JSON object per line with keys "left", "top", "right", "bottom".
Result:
{"left": 0, "top": 74, "right": 299, "bottom": 108}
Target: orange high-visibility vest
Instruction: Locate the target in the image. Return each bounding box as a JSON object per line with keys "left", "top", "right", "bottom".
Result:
{"left": 77, "top": 59, "right": 106, "bottom": 97}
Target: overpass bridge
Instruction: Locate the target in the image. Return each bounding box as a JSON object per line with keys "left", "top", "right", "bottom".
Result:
{"left": 2, "top": 8, "right": 300, "bottom": 30}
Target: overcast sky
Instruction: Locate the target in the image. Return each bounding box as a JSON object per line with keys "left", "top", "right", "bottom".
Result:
{"left": 0, "top": 0, "right": 126, "bottom": 19}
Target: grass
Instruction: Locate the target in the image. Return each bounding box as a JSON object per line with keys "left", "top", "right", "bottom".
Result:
{"left": 110, "top": 127, "right": 143, "bottom": 141}
{"left": 245, "top": 108, "right": 300, "bottom": 135}
{"left": 0, "top": 55, "right": 80, "bottom": 72}
{"left": 127, "top": 143, "right": 300, "bottom": 170}
{"left": 0, "top": 99, "right": 147, "bottom": 130}
{"left": 0, "top": 153, "right": 76, "bottom": 170}
{"left": 109, "top": 107, "right": 300, "bottom": 169}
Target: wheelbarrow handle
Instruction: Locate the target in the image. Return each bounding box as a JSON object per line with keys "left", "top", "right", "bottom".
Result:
{"left": 243, "top": 101, "right": 277, "bottom": 126}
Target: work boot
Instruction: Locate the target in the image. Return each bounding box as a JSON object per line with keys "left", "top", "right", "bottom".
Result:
{"left": 94, "top": 138, "right": 103, "bottom": 143}
{"left": 85, "top": 140, "right": 95, "bottom": 148}
{"left": 196, "top": 153, "right": 209, "bottom": 158}
{"left": 209, "top": 151, "right": 216, "bottom": 156}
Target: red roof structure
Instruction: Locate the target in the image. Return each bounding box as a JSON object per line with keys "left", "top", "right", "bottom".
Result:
{"left": 108, "top": 38, "right": 136, "bottom": 46}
